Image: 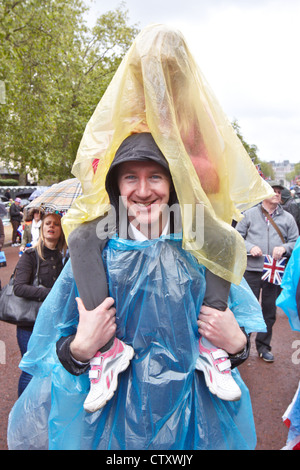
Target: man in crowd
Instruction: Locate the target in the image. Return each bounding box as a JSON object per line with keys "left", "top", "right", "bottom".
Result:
{"left": 236, "top": 181, "right": 299, "bottom": 362}
{"left": 281, "top": 187, "right": 300, "bottom": 233}
{"left": 9, "top": 197, "right": 23, "bottom": 246}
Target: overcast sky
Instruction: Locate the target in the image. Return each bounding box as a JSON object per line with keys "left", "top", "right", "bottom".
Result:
{"left": 85, "top": 0, "right": 300, "bottom": 164}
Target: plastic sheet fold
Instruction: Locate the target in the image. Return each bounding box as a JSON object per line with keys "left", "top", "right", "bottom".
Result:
{"left": 277, "top": 237, "right": 300, "bottom": 450}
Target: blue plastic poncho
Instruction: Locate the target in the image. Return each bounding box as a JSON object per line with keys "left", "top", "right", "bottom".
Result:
{"left": 276, "top": 236, "right": 300, "bottom": 332}
{"left": 8, "top": 235, "right": 266, "bottom": 450}
{"left": 277, "top": 237, "right": 300, "bottom": 448}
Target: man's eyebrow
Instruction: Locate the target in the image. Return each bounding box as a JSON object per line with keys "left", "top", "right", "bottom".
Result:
{"left": 118, "top": 169, "right": 137, "bottom": 175}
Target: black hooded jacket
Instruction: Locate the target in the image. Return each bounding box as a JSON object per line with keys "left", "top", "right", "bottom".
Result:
{"left": 281, "top": 188, "right": 300, "bottom": 232}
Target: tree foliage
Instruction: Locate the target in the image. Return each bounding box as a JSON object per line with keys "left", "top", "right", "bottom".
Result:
{"left": 285, "top": 163, "right": 300, "bottom": 183}
{"left": 0, "top": 0, "right": 139, "bottom": 183}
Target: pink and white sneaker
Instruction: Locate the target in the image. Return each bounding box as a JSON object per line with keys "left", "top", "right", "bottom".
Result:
{"left": 83, "top": 338, "right": 134, "bottom": 413}
{"left": 195, "top": 337, "right": 241, "bottom": 401}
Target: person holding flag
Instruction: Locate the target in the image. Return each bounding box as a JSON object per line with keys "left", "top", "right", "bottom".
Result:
{"left": 236, "top": 180, "right": 299, "bottom": 362}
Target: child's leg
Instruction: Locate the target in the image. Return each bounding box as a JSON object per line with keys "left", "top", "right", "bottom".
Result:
{"left": 203, "top": 269, "right": 230, "bottom": 311}
{"left": 197, "top": 270, "right": 241, "bottom": 401}
{"left": 68, "top": 216, "right": 134, "bottom": 412}
{"left": 68, "top": 215, "right": 116, "bottom": 352}
{"left": 68, "top": 215, "right": 112, "bottom": 310}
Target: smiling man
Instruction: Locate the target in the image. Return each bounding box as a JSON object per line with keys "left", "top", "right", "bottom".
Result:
{"left": 60, "top": 133, "right": 247, "bottom": 414}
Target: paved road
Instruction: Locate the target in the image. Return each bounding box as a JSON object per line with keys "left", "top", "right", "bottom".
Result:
{"left": 0, "top": 241, "right": 299, "bottom": 450}
{"left": 0, "top": 243, "right": 23, "bottom": 451}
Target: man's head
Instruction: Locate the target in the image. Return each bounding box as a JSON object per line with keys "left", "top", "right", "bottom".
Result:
{"left": 105, "top": 133, "right": 177, "bottom": 238}
{"left": 15, "top": 197, "right": 22, "bottom": 205}
{"left": 263, "top": 181, "right": 284, "bottom": 207}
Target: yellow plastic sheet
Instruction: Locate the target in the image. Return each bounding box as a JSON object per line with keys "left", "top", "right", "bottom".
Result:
{"left": 62, "top": 24, "right": 273, "bottom": 284}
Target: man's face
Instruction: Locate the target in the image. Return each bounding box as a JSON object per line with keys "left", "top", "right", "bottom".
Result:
{"left": 117, "top": 160, "right": 171, "bottom": 232}
{"left": 264, "top": 186, "right": 282, "bottom": 205}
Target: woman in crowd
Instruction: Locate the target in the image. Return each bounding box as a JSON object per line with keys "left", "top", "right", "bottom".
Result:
{"left": 13, "top": 212, "right": 65, "bottom": 396}
{"left": 20, "top": 208, "right": 44, "bottom": 253}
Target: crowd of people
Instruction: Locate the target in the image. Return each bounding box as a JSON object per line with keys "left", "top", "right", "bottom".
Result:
{"left": 1, "top": 24, "right": 299, "bottom": 451}
{"left": 0, "top": 203, "right": 67, "bottom": 396}
{"left": 14, "top": 211, "right": 66, "bottom": 396}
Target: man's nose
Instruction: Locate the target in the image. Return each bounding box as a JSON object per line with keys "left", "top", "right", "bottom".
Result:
{"left": 135, "top": 179, "right": 152, "bottom": 198}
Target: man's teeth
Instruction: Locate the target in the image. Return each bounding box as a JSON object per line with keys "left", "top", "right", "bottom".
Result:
{"left": 136, "top": 202, "right": 153, "bottom": 207}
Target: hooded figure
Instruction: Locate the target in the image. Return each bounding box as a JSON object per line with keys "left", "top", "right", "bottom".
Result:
{"left": 281, "top": 187, "right": 300, "bottom": 232}
{"left": 67, "top": 132, "right": 231, "bottom": 315}
{"left": 57, "top": 133, "right": 240, "bottom": 399}
{"left": 64, "top": 24, "right": 273, "bottom": 347}
{"left": 62, "top": 24, "right": 273, "bottom": 285}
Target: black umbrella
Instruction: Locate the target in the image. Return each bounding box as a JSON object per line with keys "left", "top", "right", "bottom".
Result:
{"left": 15, "top": 188, "right": 35, "bottom": 198}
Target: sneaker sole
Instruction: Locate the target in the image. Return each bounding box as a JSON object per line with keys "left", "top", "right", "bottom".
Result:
{"left": 196, "top": 359, "right": 241, "bottom": 402}
{"left": 84, "top": 345, "right": 135, "bottom": 413}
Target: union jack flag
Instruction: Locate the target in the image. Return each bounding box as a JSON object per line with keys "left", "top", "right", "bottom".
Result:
{"left": 261, "top": 255, "right": 287, "bottom": 285}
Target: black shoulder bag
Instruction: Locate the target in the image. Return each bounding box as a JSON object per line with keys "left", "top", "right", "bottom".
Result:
{"left": 0, "top": 250, "right": 43, "bottom": 327}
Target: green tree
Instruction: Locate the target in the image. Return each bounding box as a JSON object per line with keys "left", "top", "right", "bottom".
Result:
{"left": 0, "top": 0, "right": 138, "bottom": 183}
{"left": 286, "top": 163, "right": 300, "bottom": 183}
